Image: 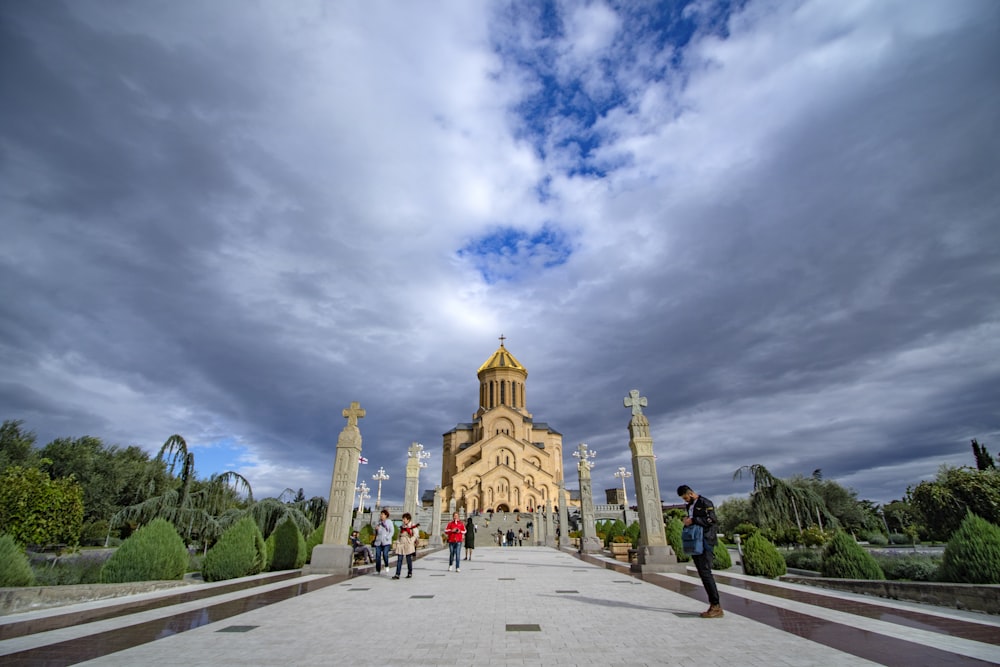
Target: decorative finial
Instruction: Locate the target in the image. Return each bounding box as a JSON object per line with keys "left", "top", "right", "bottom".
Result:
{"left": 624, "top": 389, "right": 647, "bottom": 417}
{"left": 499, "top": 333, "right": 507, "bottom": 347}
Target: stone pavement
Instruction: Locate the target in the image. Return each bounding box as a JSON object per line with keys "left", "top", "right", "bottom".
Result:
{"left": 2, "top": 546, "right": 999, "bottom": 666}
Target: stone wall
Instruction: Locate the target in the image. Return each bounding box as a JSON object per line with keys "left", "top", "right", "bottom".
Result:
{"left": 782, "top": 576, "right": 1000, "bottom": 615}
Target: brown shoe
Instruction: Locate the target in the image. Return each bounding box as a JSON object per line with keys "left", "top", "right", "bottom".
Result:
{"left": 700, "top": 604, "right": 724, "bottom": 618}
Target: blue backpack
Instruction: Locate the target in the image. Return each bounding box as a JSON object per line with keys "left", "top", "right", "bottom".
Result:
{"left": 681, "top": 524, "right": 704, "bottom": 555}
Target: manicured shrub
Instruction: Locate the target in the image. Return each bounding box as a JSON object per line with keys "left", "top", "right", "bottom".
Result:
{"left": 937, "top": 513, "right": 1000, "bottom": 584}
{"left": 32, "top": 550, "right": 110, "bottom": 585}
{"left": 821, "top": 532, "right": 884, "bottom": 580}
{"left": 799, "top": 526, "right": 831, "bottom": 548}
{"left": 0, "top": 534, "right": 35, "bottom": 587}
{"left": 201, "top": 517, "right": 267, "bottom": 582}
{"left": 270, "top": 516, "right": 306, "bottom": 570}
{"left": 101, "top": 518, "right": 187, "bottom": 583}
{"left": 625, "top": 521, "right": 641, "bottom": 546}
{"left": 305, "top": 526, "right": 324, "bottom": 564}
{"left": 732, "top": 523, "right": 759, "bottom": 538}
{"left": 784, "top": 548, "right": 822, "bottom": 571}
{"left": 712, "top": 540, "right": 732, "bottom": 570}
{"left": 874, "top": 554, "right": 940, "bottom": 581}
{"left": 888, "top": 533, "right": 911, "bottom": 545}
{"left": 742, "top": 532, "right": 786, "bottom": 578}
{"left": 665, "top": 517, "right": 690, "bottom": 563}
{"left": 863, "top": 532, "right": 889, "bottom": 546}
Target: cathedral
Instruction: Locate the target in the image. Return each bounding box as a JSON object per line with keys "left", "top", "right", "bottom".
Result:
{"left": 440, "top": 338, "right": 564, "bottom": 513}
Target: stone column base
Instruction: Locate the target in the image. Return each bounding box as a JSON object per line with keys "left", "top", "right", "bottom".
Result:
{"left": 306, "top": 545, "right": 353, "bottom": 575}
{"left": 429, "top": 536, "right": 443, "bottom": 548}
{"left": 630, "top": 545, "right": 682, "bottom": 573}
{"left": 579, "top": 536, "right": 603, "bottom": 554}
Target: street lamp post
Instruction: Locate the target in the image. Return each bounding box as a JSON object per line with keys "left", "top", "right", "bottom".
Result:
{"left": 372, "top": 466, "right": 390, "bottom": 508}
{"left": 614, "top": 465, "right": 632, "bottom": 508}
{"left": 356, "top": 481, "right": 370, "bottom": 518}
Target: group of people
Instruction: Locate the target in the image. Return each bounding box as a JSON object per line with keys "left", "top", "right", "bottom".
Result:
{"left": 495, "top": 527, "right": 526, "bottom": 546}
{"left": 349, "top": 484, "right": 724, "bottom": 620}
{"left": 351, "top": 510, "right": 476, "bottom": 579}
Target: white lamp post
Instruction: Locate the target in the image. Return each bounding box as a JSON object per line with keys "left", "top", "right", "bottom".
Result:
{"left": 372, "top": 466, "right": 390, "bottom": 508}
{"left": 614, "top": 465, "right": 632, "bottom": 507}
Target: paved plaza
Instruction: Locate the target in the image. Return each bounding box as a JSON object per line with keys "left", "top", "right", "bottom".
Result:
{"left": 2, "top": 546, "right": 999, "bottom": 666}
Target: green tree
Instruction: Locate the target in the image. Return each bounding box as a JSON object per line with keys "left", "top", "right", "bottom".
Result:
{"left": 734, "top": 464, "right": 836, "bottom": 533}
{"left": 971, "top": 439, "right": 996, "bottom": 471}
{"left": 907, "top": 466, "right": 1000, "bottom": 541}
{"left": 937, "top": 513, "right": 1000, "bottom": 584}
{"left": 0, "top": 466, "right": 84, "bottom": 547}
{"left": 741, "top": 532, "right": 786, "bottom": 578}
{"left": 40, "top": 436, "right": 169, "bottom": 529}
{"left": 717, "top": 497, "right": 752, "bottom": 539}
{"left": 0, "top": 419, "right": 38, "bottom": 472}
{"left": 112, "top": 435, "right": 253, "bottom": 546}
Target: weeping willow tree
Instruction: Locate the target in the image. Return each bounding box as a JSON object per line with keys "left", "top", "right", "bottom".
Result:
{"left": 111, "top": 435, "right": 253, "bottom": 546}
{"left": 278, "top": 487, "right": 329, "bottom": 530}
{"left": 733, "top": 464, "right": 837, "bottom": 533}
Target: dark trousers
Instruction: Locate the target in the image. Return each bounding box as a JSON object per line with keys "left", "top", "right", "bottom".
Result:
{"left": 394, "top": 553, "right": 413, "bottom": 576}
{"left": 375, "top": 544, "right": 391, "bottom": 571}
{"left": 692, "top": 550, "right": 720, "bottom": 605}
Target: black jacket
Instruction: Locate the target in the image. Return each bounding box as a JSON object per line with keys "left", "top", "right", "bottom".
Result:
{"left": 687, "top": 495, "right": 718, "bottom": 545}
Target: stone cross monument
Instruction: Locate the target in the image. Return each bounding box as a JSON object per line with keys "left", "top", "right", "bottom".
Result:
{"left": 558, "top": 482, "right": 570, "bottom": 549}
{"left": 310, "top": 401, "right": 365, "bottom": 574}
{"left": 574, "top": 443, "right": 603, "bottom": 553}
{"left": 544, "top": 498, "right": 556, "bottom": 547}
{"left": 403, "top": 442, "right": 426, "bottom": 518}
{"left": 624, "top": 390, "right": 677, "bottom": 572}
{"left": 429, "top": 486, "right": 444, "bottom": 547}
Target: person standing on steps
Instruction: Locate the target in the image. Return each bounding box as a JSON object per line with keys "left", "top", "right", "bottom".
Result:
{"left": 464, "top": 516, "right": 476, "bottom": 561}
{"left": 678, "top": 485, "right": 723, "bottom": 618}
{"left": 392, "top": 513, "right": 419, "bottom": 580}
{"left": 373, "top": 509, "right": 393, "bottom": 575}
{"left": 446, "top": 511, "right": 466, "bottom": 572}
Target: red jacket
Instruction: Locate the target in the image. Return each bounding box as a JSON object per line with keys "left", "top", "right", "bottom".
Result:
{"left": 446, "top": 520, "right": 466, "bottom": 543}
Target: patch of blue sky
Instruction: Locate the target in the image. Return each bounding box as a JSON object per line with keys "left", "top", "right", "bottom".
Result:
{"left": 493, "top": 0, "right": 747, "bottom": 170}
{"left": 458, "top": 223, "right": 573, "bottom": 284}
{"left": 189, "top": 436, "right": 249, "bottom": 479}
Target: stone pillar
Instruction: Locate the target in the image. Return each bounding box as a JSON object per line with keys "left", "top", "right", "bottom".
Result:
{"left": 311, "top": 402, "right": 365, "bottom": 574}
{"left": 429, "top": 486, "right": 444, "bottom": 547}
{"left": 625, "top": 389, "right": 677, "bottom": 572}
{"left": 403, "top": 442, "right": 423, "bottom": 518}
{"left": 544, "top": 499, "right": 556, "bottom": 547}
{"left": 576, "top": 444, "right": 603, "bottom": 554}
{"left": 558, "top": 483, "right": 570, "bottom": 549}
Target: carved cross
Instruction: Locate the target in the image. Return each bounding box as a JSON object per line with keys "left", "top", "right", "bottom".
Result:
{"left": 624, "top": 389, "right": 647, "bottom": 416}
{"left": 342, "top": 401, "right": 366, "bottom": 427}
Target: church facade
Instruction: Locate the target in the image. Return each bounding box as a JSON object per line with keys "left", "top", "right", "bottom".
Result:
{"left": 441, "top": 339, "right": 564, "bottom": 513}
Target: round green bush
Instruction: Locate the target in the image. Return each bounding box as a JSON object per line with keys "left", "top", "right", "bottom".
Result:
{"left": 937, "top": 513, "right": 1000, "bottom": 584}
{"left": 742, "top": 532, "right": 786, "bottom": 578}
{"left": 202, "top": 517, "right": 267, "bottom": 582}
{"left": 0, "top": 534, "right": 36, "bottom": 587}
{"left": 100, "top": 518, "right": 187, "bottom": 583}
{"left": 270, "top": 516, "right": 306, "bottom": 570}
{"left": 874, "top": 554, "right": 940, "bottom": 581}
{"left": 784, "top": 548, "right": 822, "bottom": 571}
{"left": 712, "top": 540, "right": 732, "bottom": 569}
{"left": 665, "top": 517, "right": 690, "bottom": 563}
{"left": 863, "top": 532, "right": 889, "bottom": 546}
{"left": 820, "top": 532, "right": 884, "bottom": 580}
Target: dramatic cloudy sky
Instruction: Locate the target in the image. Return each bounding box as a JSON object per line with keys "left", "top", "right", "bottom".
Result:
{"left": 2, "top": 0, "right": 998, "bottom": 508}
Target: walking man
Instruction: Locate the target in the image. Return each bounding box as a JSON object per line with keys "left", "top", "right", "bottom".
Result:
{"left": 446, "top": 511, "right": 466, "bottom": 572}
{"left": 677, "top": 485, "right": 723, "bottom": 618}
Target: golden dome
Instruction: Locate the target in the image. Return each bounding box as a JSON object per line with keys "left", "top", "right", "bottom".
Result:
{"left": 477, "top": 337, "right": 526, "bottom": 374}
